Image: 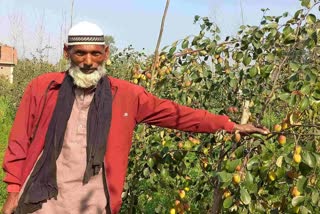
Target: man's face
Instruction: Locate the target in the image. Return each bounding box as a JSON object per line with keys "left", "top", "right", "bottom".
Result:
{"left": 64, "top": 44, "right": 109, "bottom": 73}
{"left": 63, "top": 44, "right": 109, "bottom": 88}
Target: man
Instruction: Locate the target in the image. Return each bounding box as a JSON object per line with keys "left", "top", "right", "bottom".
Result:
{"left": 2, "top": 21, "right": 269, "bottom": 214}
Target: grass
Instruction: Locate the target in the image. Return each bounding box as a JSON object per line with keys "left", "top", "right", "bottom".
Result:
{"left": 0, "top": 96, "right": 15, "bottom": 207}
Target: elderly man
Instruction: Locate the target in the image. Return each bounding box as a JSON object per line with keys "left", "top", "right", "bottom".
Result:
{"left": 2, "top": 21, "right": 269, "bottom": 214}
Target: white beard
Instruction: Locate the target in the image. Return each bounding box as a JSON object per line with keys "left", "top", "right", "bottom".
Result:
{"left": 68, "top": 65, "right": 106, "bottom": 88}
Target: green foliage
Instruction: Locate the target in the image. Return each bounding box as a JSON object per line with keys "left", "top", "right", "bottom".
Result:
{"left": 0, "top": 96, "right": 15, "bottom": 206}
{"left": 120, "top": 1, "right": 320, "bottom": 213}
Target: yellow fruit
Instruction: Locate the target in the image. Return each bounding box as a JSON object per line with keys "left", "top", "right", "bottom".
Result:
{"left": 293, "top": 153, "right": 302, "bottom": 163}
{"left": 146, "top": 72, "right": 152, "bottom": 79}
{"left": 218, "top": 57, "right": 223, "bottom": 63}
{"left": 159, "top": 69, "right": 166, "bottom": 76}
{"left": 133, "top": 78, "right": 138, "bottom": 84}
{"left": 268, "top": 171, "right": 276, "bottom": 181}
{"left": 278, "top": 135, "right": 286, "bottom": 145}
{"left": 310, "top": 175, "right": 316, "bottom": 185}
{"left": 295, "top": 145, "right": 302, "bottom": 154}
{"left": 162, "top": 140, "right": 166, "bottom": 146}
{"left": 170, "top": 208, "right": 176, "bottom": 214}
{"left": 184, "top": 81, "right": 192, "bottom": 87}
{"left": 203, "top": 148, "right": 209, "bottom": 155}
{"left": 291, "top": 186, "right": 301, "bottom": 197}
{"left": 234, "top": 132, "right": 241, "bottom": 143}
{"left": 106, "top": 59, "right": 112, "bottom": 65}
{"left": 274, "top": 124, "right": 282, "bottom": 132}
{"left": 223, "top": 190, "right": 231, "bottom": 198}
{"left": 282, "top": 122, "right": 288, "bottom": 130}
{"left": 235, "top": 165, "right": 241, "bottom": 171}
{"left": 179, "top": 190, "right": 186, "bottom": 199}
{"left": 184, "top": 187, "right": 190, "bottom": 192}
{"left": 232, "top": 173, "right": 241, "bottom": 184}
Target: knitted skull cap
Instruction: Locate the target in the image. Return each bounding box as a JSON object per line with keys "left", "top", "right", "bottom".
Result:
{"left": 67, "top": 21, "right": 105, "bottom": 45}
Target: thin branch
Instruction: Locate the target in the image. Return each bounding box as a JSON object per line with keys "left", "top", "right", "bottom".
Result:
{"left": 150, "top": 0, "right": 170, "bottom": 92}
{"left": 70, "top": 0, "right": 75, "bottom": 28}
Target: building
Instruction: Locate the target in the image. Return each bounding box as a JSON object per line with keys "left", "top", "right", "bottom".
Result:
{"left": 0, "top": 44, "right": 18, "bottom": 83}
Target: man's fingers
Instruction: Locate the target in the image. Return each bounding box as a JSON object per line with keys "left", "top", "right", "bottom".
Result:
{"left": 256, "top": 127, "right": 270, "bottom": 135}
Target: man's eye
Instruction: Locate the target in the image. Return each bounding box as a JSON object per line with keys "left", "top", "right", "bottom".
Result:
{"left": 75, "top": 52, "right": 85, "bottom": 56}
{"left": 92, "top": 52, "right": 101, "bottom": 56}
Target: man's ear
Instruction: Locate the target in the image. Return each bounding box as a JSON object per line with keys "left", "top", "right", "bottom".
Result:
{"left": 104, "top": 45, "right": 110, "bottom": 60}
{"left": 63, "top": 44, "right": 70, "bottom": 59}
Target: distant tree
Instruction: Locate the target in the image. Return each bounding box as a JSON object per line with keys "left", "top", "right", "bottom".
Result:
{"left": 104, "top": 35, "right": 117, "bottom": 54}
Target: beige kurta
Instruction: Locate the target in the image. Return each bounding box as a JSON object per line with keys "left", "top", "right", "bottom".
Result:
{"left": 34, "top": 88, "right": 107, "bottom": 214}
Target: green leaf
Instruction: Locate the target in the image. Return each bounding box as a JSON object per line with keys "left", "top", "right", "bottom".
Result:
{"left": 276, "top": 156, "right": 283, "bottom": 167}
{"left": 249, "top": 67, "right": 257, "bottom": 77}
{"left": 243, "top": 172, "right": 257, "bottom": 193}
{"left": 143, "top": 168, "right": 150, "bottom": 177}
{"left": 235, "top": 52, "right": 244, "bottom": 62}
{"left": 223, "top": 196, "right": 233, "bottom": 208}
{"left": 181, "top": 39, "right": 189, "bottom": 49}
{"left": 297, "top": 176, "right": 307, "bottom": 192}
{"left": 266, "top": 53, "right": 275, "bottom": 62}
{"left": 289, "top": 94, "right": 297, "bottom": 106}
{"left": 292, "top": 196, "right": 305, "bottom": 207}
{"left": 312, "top": 89, "right": 320, "bottom": 100}
{"left": 301, "top": 0, "right": 311, "bottom": 8}
{"left": 243, "top": 56, "right": 251, "bottom": 66}
{"left": 278, "top": 93, "right": 291, "bottom": 101}
{"left": 169, "top": 46, "right": 176, "bottom": 55}
{"left": 173, "top": 151, "right": 184, "bottom": 161}
{"left": 246, "top": 156, "right": 259, "bottom": 170}
{"left": 289, "top": 62, "right": 300, "bottom": 72}
{"left": 313, "top": 153, "right": 320, "bottom": 167}
{"left": 147, "top": 158, "right": 155, "bottom": 168}
{"left": 300, "top": 84, "right": 311, "bottom": 95}
{"left": 240, "top": 188, "right": 251, "bottom": 205}
{"left": 299, "top": 206, "right": 311, "bottom": 214}
{"left": 217, "top": 171, "right": 233, "bottom": 183}
{"left": 300, "top": 97, "right": 309, "bottom": 111}
{"left": 306, "top": 14, "right": 316, "bottom": 24}
{"left": 194, "top": 15, "right": 200, "bottom": 22}
{"left": 226, "top": 159, "right": 241, "bottom": 172}
{"left": 302, "top": 151, "right": 316, "bottom": 168}
{"left": 312, "top": 190, "right": 319, "bottom": 205}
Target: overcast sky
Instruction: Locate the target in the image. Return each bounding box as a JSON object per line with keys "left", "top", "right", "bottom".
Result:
{"left": 0, "top": 0, "right": 304, "bottom": 63}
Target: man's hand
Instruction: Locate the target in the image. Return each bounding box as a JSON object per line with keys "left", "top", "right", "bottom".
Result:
{"left": 1, "top": 192, "right": 19, "bottom": 214}
{"left": 233, "top": 124, "right": 270, "bottom": 135}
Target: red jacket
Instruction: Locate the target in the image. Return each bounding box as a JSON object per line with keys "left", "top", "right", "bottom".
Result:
{"left": 3, "top": 72, "right": 235, "bottom": 213}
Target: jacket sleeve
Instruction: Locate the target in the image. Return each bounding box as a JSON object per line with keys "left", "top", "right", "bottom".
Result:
{"left": 2, "top": 81, "right": 37, "bottom": 192}
{"left": 135, "top": 89, "right": 235, "bottom": 133}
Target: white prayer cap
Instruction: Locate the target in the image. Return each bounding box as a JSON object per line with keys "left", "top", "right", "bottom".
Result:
{"left": 67, "top": 21, "right": 105, "bottom": 46}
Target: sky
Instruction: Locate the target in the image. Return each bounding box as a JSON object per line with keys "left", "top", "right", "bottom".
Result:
{"left": 0, "top": 0, "right": 304, "bottom": 63}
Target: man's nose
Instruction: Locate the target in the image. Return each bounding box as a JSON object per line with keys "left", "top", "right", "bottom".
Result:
{"left": 84, "top": 54, "right": 93, "bottom": 67}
